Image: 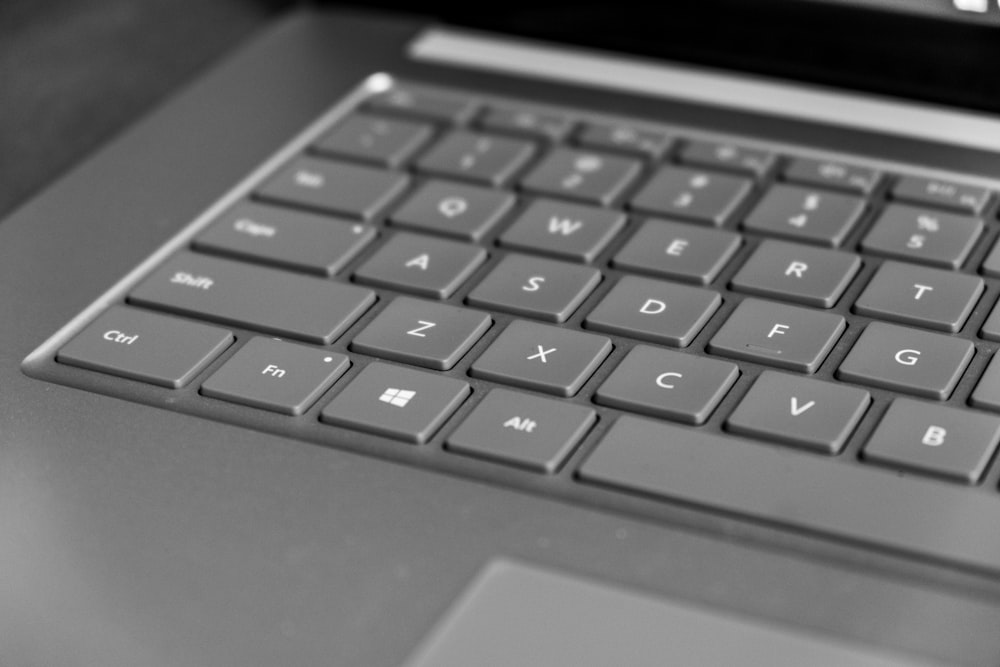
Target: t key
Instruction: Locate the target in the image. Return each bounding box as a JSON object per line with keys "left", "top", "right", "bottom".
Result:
{"left": 707, "top": 299, "right": 845, "bottom": 372}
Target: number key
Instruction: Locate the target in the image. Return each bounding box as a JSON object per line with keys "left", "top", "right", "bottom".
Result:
{"left": 741, "top": 184, "right": 865, "bottom": 247}
{"left": 861, "top": 204, "right": 982, "bottom": 269}
{"left": 629, "top": 165, "right": 752, "bottom": 226}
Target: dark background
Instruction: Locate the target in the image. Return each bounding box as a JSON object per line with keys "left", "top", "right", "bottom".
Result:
{"left": 2, "top": 0, "right": 998, "bottom": 219}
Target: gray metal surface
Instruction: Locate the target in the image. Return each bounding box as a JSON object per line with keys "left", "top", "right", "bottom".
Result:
{"left": 4, "top": 10, "right": 1000, "bottom": 667}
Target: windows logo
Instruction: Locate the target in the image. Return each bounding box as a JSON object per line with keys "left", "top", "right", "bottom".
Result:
{"left": 379, "top": 387, "right": 416, "bottom": 407}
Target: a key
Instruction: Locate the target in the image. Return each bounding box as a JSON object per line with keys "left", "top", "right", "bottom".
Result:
{"left": 707, "top": 298, "right": 845, "bottom": 373}
{"left": 980, "top": 299, "right": 1000, "bottom": 342}
{"left": 466, "top": 254, "right": 601, "bottom": 323}
{"left": 365, "top": 87, "right": 477, "bottom": 124}
{"left": 470, "top": 320, "right": 612, "bottom": 397}
{"left": 862, "top": 398, "right": 1000, "bottom": 484}
{"left": 128, "top": 252, "right": 375, "bottom": 344}
{"left": 200, "top": 337, "right": 350, "bottom": 415}
{"left": 389, "top": 180, "right": 516, "bottom": 241}
{"left": 969, "top": 352, "right": 1000, "bottom": 412}
{"left": 892, "top": 175, "right": 991, "bottom": 215}
{"left": 783, "top": 158, "right": 880, "bottom": 195}
{"left": 320, "top": 362, "right": 470, "bottom": 444}
{"left": 583, "top": 275, "right": 721, "bottom": 347}
{"left": 477, "top": 106, "right": 573, "bottom": 141}
{"left": 612, "top": 220, "right": 741, "bottom": 285}
{"left": 629, "top": 166, "right": 752, "bottom": 226}
{"left": 836, "top": 322, "right": 974, "bottom": 400}
{"left": 595, "top": 345, "right": 738, "bottom": 425}
{"left": 678, "top": 140, "right": 774, "bottom": 178}
{"left": 729, "top": 240, "right": 860, "bottom": 308}
{"left": 192, "top": 201, "right": 376, "bottom": 276}
{"left": 861, "top": 204, "right": 983, "bottom": 269}
{"left": 853, "top": 261, "right": 983, "bottom": 332}
{"left": 446, "top": 389, "right": 596, "bottom": 473}
{"left": 519, "top": 148, "right": 642, "bottom": 206}
{"left": 313, "top": 114, "right": 433, "bottom": 168}
{"left": 415, "top": 130, "right": 535, "bottom": 186}
{"left": 353, "top": 232, "right": 487, "bottom": 299}
{"left": 725, "top": 371, "right": 870, "bottom": 454}
{"left": 256, "top": 156, "right": 409, "bottom": 221}
{"left": 741, "top": 184, "right": 865, "bottom": 247}
{"left": 574, "top": 122, "right": 671, "bottom": 159}
{"left": 57, "top": 306, "right": 233, "bottom": 388}
{"left": 498, "top": 199, "right": 626, "bottom": 262}
{"left": 350, "top": 297, "right": 491, "bottom": 370}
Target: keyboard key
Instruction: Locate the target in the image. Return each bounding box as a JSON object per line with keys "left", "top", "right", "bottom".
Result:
{"left": 861, "top": 204, "right": 983, "bottom": 269}
{"left": 862, "top": 398, "right": 1000, "bottom": 484}
{"left": 853, "top": 261, "right": 983, "bottom": 332}
{"left": 446, "top": 389, "right": 595, "bottom": 472}
{"left": 584, "top": 275, "right": 720, "bottom": 347}
{"left": 129, "top": 252, "right": 375, "bottom": 344}
{"left": 257, "top": 156, "right": 409, "bottom": 221}
{"left": 466, "top": 254, "right": 601, "bottom": 323}
{"left": 578, "top": 415, "right": 1000, "bottom": 574}
{"left": 498, "top": 199, "right": 626, "bottom": 262}
{"left": 729, "top": 240, "right": 860, "bottom": 308}
{"left": 365, "top": 87, "right": 477, "bottom": 124}
{"left": 836, "top": 322, "right": 973, "bottom": 400}
{"left": 725, "top": 371, "right": 870, "bottom": 454}
{"left": 519, "top": 148, "right": 642, "bottom": 206}
{"left": 783, "top": 158, "right": 880, "bottom": 195}
{"left": 470, "top": 320, "right": 612, "bottom": 397}
{"left": 980, "top": 300, "right": 1000, "bottom": 342}
{"left": 478, "top": 106, "right": 572, "bottom": 141}
{"left": 389, "top": 180, "right": 515, "bottom": 241}
{"left": 57, "top": 306, "right": 233, "bottom": 388}
{"left": 353, "top": 232, "right": 487, "bottom": 299}
{"left": 978, "top": 237, "right": 1000, "bottom": 278}
{"left": 707, "top": 298, "right": 845, "bottom": 372}
{"left": 192, "top": 201, "right": 376, "bottom": 276}
{"left": 313, "top": 114, "right": 432, "bottom": 167}
{"left": 200, "top": 337, "right": 349, "bottom": 415}
{"left": 350, "top": 297, "right": 491, "bottom": 370}
{"left": 892, "top": 175, "right": 991, "bottom": 215}
{"left": 575, "top": 122, "right": 671, "bottom": 159}
{"left": 595, "top": 345, "right": 738, "bottom": 425}
{"left": 969, "top": 352, "right": 1000, "bottom": 412}
{"left": 629, "top": 166, "right": 752, "bottom": 226}
{"left": 678, "top": 140, "right": 774, "bottom": 178}
{"left": 320, "top": 362, "right": 470, "bottom": 444}
{"left": 612, "top": 220, "right": 741, "bottom": 285}
{"left": 416, "top": 130, "right": 535, "bottom": 186}
{"left": 741, "top": 184, "right": 865, "bottom": 247}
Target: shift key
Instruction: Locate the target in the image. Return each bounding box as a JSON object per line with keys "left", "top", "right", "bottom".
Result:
{"left": 129, "top": 251, "right": 376, "bottom": 344}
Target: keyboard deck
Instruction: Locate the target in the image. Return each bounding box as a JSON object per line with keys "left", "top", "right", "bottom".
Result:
{"left": 25, "top": 76, "right": 1000, "bottom": 575}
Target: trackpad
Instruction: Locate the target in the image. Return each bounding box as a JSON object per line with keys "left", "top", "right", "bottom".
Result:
{"left": 405, "top": 559, "right": 941, "bottom": 667}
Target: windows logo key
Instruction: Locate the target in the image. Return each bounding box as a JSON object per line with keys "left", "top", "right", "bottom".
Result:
{"left": 379, "top": 387, "right": 416, "bottom": 407}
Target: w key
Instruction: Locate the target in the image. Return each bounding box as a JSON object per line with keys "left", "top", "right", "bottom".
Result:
{"left": 499, "top": 199, "right": 626, "bottom": 262}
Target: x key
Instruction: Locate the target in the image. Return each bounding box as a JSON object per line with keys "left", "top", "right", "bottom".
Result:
{"left": 470, "top": 320, "right": 612, "bottom": 396}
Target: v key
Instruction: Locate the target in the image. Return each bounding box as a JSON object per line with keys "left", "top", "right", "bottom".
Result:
{"left": 790, "top": 397, "right": 815, "bottom": 416}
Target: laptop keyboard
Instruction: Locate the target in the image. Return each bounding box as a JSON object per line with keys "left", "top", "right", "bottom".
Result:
{"left": 30, "top": 79, "right": 1000, "bottom": 573}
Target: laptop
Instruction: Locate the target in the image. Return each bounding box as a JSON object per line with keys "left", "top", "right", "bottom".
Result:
{"left": 4, "top": 1, "right": 1000, "bottom": 664}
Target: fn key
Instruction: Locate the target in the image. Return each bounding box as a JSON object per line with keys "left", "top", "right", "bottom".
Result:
{"left": 57, "top": 306, "right": 233, "bottom": 388}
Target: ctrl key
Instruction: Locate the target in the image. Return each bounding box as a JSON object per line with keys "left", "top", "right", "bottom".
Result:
{"left": 56, "top": 306, "right": 234, "bottom": 388}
